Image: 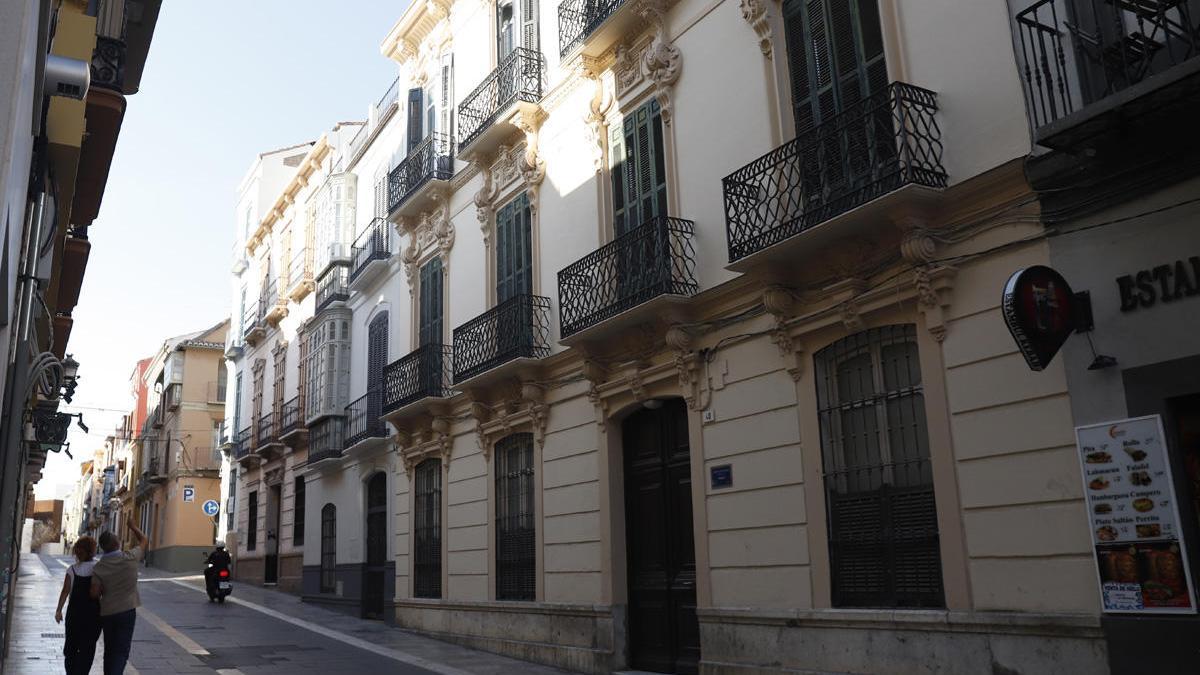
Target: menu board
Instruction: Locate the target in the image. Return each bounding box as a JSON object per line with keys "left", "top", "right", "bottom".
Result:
{"left": 1076, "top": 415, "right": 1197, "bottom": 614}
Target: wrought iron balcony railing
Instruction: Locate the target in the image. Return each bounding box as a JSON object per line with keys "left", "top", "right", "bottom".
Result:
{"left": 382, "top": 343, "right": 454, "bottom": 415}
{"left": 722, "top": 82, "right": 945, "bottom": 264}
{"left": 315, "top": 264, "right": 350, "bottom": 311}
{"left": 453, "top": 294, "right": 551, "bottom": 383}
{"left": 280, "top": 396, "right": 303, "bottom": 436}
{"left": 1015, "top": 0, "right": 1200, "bottom": 131}
{"left": 558, "top": 216, "right": 698, "bottom": 338}
{"left": 350, "top": 218, "right": 392, "bottom": 282}
{"left": 164, "top": 382, "right": 182, "bottom": 411}
{"left": 345, "top": 389, "right": 386, "bottom": 448}
{"left": 558, "top": 0, "right": 626, "bottom": 58}
{"left": 307, "top": 417, "right": 345, "bottom": 464}
{"left": 387, "top": 133, "right": 454, "bottom": 214}
{"left": 234, "top": 426, "right": 253, "bottom": 460}
{"left": 90, "top": 36, "right": 126, "bottom": 92}
{"left": 458, "top": 48, "right": 545, "bottom": 150}
{"left": 256, "top": 412, "right": 278, "bottom": 447}
{"left": 242, "top": 300, "right": 262, "bottom": 339}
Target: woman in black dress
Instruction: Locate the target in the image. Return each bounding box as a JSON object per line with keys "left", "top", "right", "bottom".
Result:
{"left": 55, "top": 536, "right": 102, "bottom": 675}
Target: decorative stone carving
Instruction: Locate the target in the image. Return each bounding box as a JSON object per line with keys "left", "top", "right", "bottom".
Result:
{"left": 432, "top": 189, "right": 455, "bottom": 261}
{"left": 517, "top": 110, "right": 548, "bottom": 212}
{"left": 520, "top": 383, "right": 549, "bottom": 449}
{"left": 900, "top": 228, "right": 938, "bottom": 264}
{"left": 914, "top": 265, "right": 957, "bottom": 343}
{"left": 761, "top": 286, "right": 803, "bottom": 380}
{"left": 667, "top": 326, "right": 701, "bottom": 410}
{"left": 740, "top": 0, "right": 773, "bottom": 58}
{"left": 638, "top": 0, "right": 682, "bottom": 124}
{"left": 613, "top": 42, "right": 645, "bottom": 97}
{"left": 431, "top": 415, "right": 453, "bottom": 462}
{"left": 840, "top": 298, "right": 865, "bottom": 332}
{"left": 581, "top": 359, "right": 609, "bottom": 432}
{"left": 473, "top": 157, "right": 496, "bottom": 241}
{"left": 581, "top": 56, "right": 613, "bottom": 174}
{"left": 627, "top": 367, "right": 647, "bottom": 403}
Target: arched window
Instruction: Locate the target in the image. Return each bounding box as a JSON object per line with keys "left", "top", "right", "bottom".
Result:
{"left": 320, "top": 503, "right": 337, "bottom": 593}
{"left": 495, "top": 433, "right": 535, "bottom": 601}
{"left": 814, "top": 324, "right": 943, "bottom": 608}
{"left": 414, "top": 458, "right": 442, "bottom": 598}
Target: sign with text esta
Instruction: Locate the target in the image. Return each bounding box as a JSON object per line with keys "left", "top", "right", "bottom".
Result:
{"left": 1075, "top": 415, "right": 1197, "bottom": 614}
{"left": 1002, "top": 266, "right": 1076, "bottom": 371}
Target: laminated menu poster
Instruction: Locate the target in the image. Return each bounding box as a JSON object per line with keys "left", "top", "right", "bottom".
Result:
{"left": 1076, "top": 415, "right": 1197, "bottom": 614}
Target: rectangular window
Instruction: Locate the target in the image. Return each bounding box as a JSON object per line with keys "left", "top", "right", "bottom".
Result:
{"left": 407, "top": 88, "right": 424, "bottom": 153}
{"left": 293, "top": 477, "right": 306, "bottom": 545}
{"left": 495, "top": 433, "right": 535, "bottom": 601}
{"left": 610, "top": 99, "right": 667, "bottom": 237}
{"left": 233, "top": 373, "right": 243, "bottom": 431}
{"left": 414, "top": 458, "right": 442, "bottom": 598}
{"left": 495, "top": 192, "right": 532, "bottom": 303}
{"left": 247, "top": 490, "right": 258, "bottom": 551}
{"left": 419, "top": 258, "right": 444, "bottom": 346}
{"left": 320, "top": 504, "right": 337, "bottom": 593}
{"left": 814, "top": 324, "right": 943, "bottom": 608}
{"left": 227, "top": 468, "right": 237, "bottom": 531}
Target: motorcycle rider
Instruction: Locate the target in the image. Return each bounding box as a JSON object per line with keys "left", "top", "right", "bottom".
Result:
{"left": 203, "top": 544, "right": 232, "bottom": 600}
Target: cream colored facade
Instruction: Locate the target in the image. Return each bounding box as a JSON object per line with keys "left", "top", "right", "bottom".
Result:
{"left": 132, "top": 321, "right": 228, "bottom": 573}
{"left": 219, "top": 0, "right": 1123, "bottom": 672}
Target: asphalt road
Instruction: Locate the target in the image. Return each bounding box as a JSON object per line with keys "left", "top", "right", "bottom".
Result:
{"left": 6, "top": 554, "right": 569, "bottom": 675}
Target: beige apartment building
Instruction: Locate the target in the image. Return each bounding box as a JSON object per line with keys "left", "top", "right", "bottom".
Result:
{"left": 134, "top": 321, "right": 228, "bottom": 572}
{"left": 220, "top": 0, "right": 1200, "bottom": 673}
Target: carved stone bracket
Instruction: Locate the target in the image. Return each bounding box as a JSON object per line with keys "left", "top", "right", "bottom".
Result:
{"left": 473, "top": 157, "right": 496, "bottom": 242}
{"left": 914, "top": 265, "right": 957, "bottom": 343}
{"left": 581, "top": 359, "right": 609, "bottom": 432}
{"left": 636, "top": 0, "right": 682, "bottom": 124}
{"left": 581, "top": 56, "right": 613, "bottom": 174}
{"left": 665, "top": 326, "right": 701, "bottom": 409}
{"left": 739, "top": 0, "right": 773, "bottom": 58}
{"left": 761, "top": 286, "right": 805, "bottom": 380}
{"left": 517, "top": 108, "right": 548, "bottom": 211}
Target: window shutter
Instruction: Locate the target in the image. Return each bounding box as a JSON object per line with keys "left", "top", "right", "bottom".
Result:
{"left": 609, "top": 123, "right": 630, "bottom": 236}
{"left": 496, "top": 200, "right": 513, "bottom": 302}
{"left": 611, "top": 100, "right": 666, "bottom": 237}
{"left": 440, "top": 54, "right": 453, "bottom": 141}
{"left": 374, "top": 176, "right": 386, "bottom": 219}
{"left": 521, "top": 0, "right": 539, "bottom": 51}
{"left": 495, "top": 193, "right": 532, "bottom": 303}
{"left": 407, "top": 88, "right": 424, "bottom": 152}
{"left": 419, "top": 258, "right": 443, "bottom": 345}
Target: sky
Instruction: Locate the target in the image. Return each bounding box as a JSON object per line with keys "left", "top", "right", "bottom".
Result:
{"left": 35, "top": 0, "right": 405, "bottom": 498}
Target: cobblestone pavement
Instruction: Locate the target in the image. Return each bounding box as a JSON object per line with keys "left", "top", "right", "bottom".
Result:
{"left": 5, "top": 554, "right": 574, "bottom": 675}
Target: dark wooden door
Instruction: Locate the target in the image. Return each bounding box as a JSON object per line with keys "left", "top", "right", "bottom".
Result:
{"left": 623, "top": 398, "right": 699, "bottom": 674}
{"left": 364, "top": 473, "right": 388, "bottom": 619}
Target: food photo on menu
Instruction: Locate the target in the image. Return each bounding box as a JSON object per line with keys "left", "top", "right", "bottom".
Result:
{"left": 1096, "top": 542, "right": 1193, "bottom": 609}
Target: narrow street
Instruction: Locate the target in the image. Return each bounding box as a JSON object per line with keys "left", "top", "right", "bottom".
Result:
{"left": 7, "top": 554, "right": 569, "bottom": 675}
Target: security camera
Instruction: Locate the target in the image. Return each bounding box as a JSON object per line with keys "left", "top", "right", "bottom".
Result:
{"left": 44, "top": 55, "right": 90, "bottom": 100}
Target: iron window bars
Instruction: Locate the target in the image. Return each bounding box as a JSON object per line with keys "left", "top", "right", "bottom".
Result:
{"left": 387, "top": 133, "right": 455, "bottom": 214}
{"left": 413, "top": 458, "right": 443, "bottom": 599}
{"left": 557, "top": 0, "right": 626, "bottom": 58}
{"left": 381, "top": 343, "right": 454, "bottom": 415}
{"left": 307, "top": 417, "right": 346, "bottom": 464}
{"left": 1015, "top": 0, "right": 1200, "bottom": 131}
{"left": 452, "top": 294, "right": 551, "bottom": 383}
{"left": 315, "top": 264, "right": 350, "bottom": 312}
{"left": 320, "top": 504, "right": 336, "bottom": 593}
{"left": 241, "top": 299, "right": 262, "bottom": 340}
{"left": 557, "top": 215, "right": 698, "bottom": 338}
{"left": 814, "top": 324, "right": 943, "bottom": 608}
{"left": 350, "top": 218, "right": 392, "bottom": 283}
{"left": 458, "top": 47, "right": 545, "bottom": 151}
{"left": 722, "top": 82, "right": 945, "bottom": 264}
{"left": 344, "top": 388, "right": 386, "bottom": 448}
{"left": 280, "top": 395, "right": 303, "bottom": 436}
{"left": 495, "top": 433, "right": 536, "bottom": 601}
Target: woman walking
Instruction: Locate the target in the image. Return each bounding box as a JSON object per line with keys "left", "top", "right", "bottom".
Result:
{"left": 55, "top": 536, "right": 102, "bottom": 675}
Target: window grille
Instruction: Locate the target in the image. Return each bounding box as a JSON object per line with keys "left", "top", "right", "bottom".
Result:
{"left": 320, "top": 504, "right": 336, "bottom": 593}
{"left": 814, "top": 324, "right": 943, "bottom": 608}
{"left": 414, "top": 458, "right": 442, "bottom": 598}
{"left": 495, "top": 433, "right": 535, "bottom": 601}
{"left": 293, "top": 477, "right": 306, "bottom": 545}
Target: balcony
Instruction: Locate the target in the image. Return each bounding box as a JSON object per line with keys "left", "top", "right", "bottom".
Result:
{"left": 457, "top": 48, "right": 545, "bottom": 159}
{"left": 722, "top": 82, "right": 946, "bottom": 271}
{"left": 315, "top": 264, "right": 350, "bottom": 312}
{"left": 243, "top": 300, "right": 265, "bottom": 345}
{"left": 217, "top": 420, "right": 233, "bottom": 452}
{"left": 149, "top": 404, "right": 163, "bottom": 429}
{"left": 344, "top": 389, "right": 387, "bottom": 453}
{"left": 1015, "top": 0, "right": 1200, "bottom": 150}
{"left": 381, "top": 343, "right": 454, "bottom": 421}
{"left": 558, "top": 0, "right": 641, "bottom": 60}
{"left": 306, "top": 417, "right": 346, "bottom": 470}
{"left": 234, "top": 426, "right": 256, "bottom": 465}
{"left": 279, "top": 395, "right": 307, "bottom": 446}
{"left": 224, "top": 336, "right": 244, "bottom": 360}
{"left": 387, "top": 133, "right": 454, "bottom": 219}
{"left": 349, "top": 218, "right": 393, "bottom": 289}
{"left": 263, "top": 278, "right": 287, "bottom": 325}
{"left": 287, "top": 245, "right": 314, "bottom": 302}
{"left": 558, "top": 216, "right": 698, "bottom": 342}
{"left": 453, "top": 294, "right": 551, "bottom": 386}
{"left": 256, "top": 412, "right": 283, "bottom": 459}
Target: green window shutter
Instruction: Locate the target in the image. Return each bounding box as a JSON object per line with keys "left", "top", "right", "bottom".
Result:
{"left": 610, "top": 99, "right": 667, "bottom": 237}
{"left": 419, "top": 258, "right": 443, "bottom": 345}
{"left": 496, "top": 193, "right": 532, "bottom": 303}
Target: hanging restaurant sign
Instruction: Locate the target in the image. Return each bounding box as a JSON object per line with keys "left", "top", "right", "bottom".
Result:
{"left": 1075, "top": 415, "right": 1197, "bottom": 614}
{"left": 1002, "top": 265, "right": 1076, "bottom": 371}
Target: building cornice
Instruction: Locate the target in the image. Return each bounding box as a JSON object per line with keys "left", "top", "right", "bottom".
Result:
{"left": 380, "top": 0, "right": 453, "bottom": 65}
{"left": 247, "top": 136, "right": 332, "bottom": 254}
